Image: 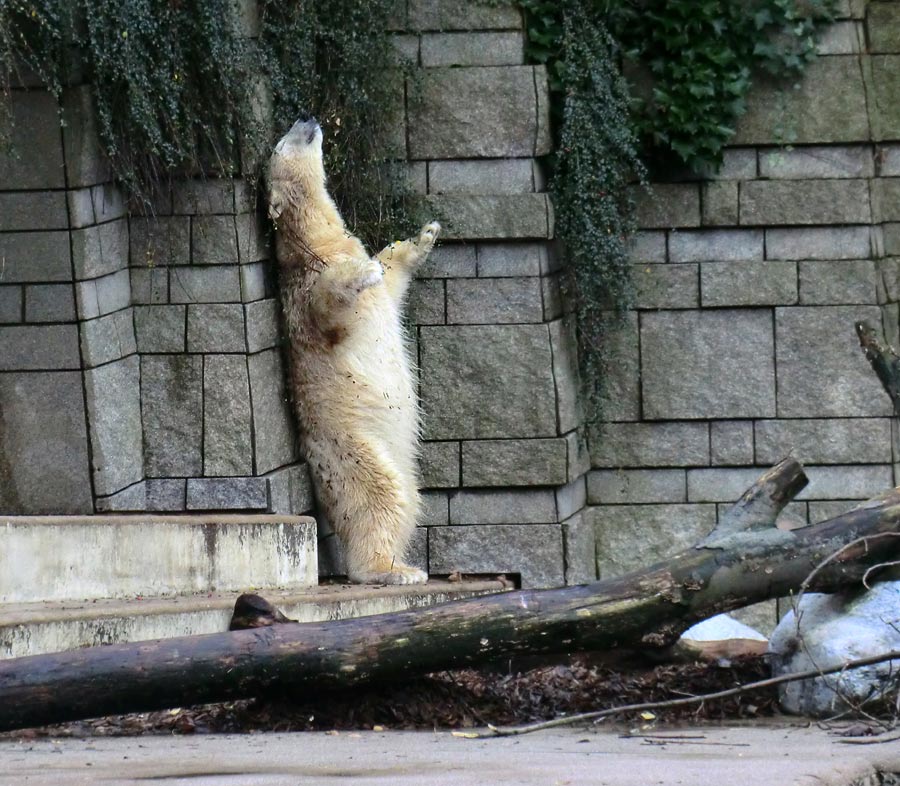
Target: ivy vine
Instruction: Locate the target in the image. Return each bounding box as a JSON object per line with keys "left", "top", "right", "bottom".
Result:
{"left": 0, "top": 0, "right": 415, "bottom": 248}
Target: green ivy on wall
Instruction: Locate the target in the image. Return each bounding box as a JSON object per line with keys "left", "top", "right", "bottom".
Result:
{"left": 0, "top": 0, "right": 415, "bottom": 248}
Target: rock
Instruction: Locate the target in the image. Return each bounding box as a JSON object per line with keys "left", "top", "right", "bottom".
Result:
{"left": 768, "top": 582, "right": 900, "bottom": 717}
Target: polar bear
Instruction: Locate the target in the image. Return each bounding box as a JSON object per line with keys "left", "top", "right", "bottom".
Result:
{"left": 268, "top": 116, "right": 439, "bottom": 585}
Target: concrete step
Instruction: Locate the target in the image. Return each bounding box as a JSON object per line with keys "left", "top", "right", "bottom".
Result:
{"left": 0, "top": 515, "right": 318, "bottom": 603}
{"left": 0, "top": 579, "right": 508, "bottom": 659}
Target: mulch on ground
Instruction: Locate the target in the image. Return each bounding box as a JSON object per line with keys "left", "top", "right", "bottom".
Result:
{"left": 4, "top": 654, "right": 778, "bottom": 738}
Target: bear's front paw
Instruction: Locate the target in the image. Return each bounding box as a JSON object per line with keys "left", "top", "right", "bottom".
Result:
{"left": 418, "top": 221, "right": 441, "bottom": 251}
{"left": 355, "top": 259, "right": 384, "bottom": 293}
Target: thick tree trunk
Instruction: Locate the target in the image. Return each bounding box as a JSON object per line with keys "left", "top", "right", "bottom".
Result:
{"left": 2, "top": 459, "right": 900, "bottom": 732}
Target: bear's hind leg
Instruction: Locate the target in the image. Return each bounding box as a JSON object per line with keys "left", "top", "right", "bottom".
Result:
{"left": 315, "top": 438, "right": 427, "bottom": 586}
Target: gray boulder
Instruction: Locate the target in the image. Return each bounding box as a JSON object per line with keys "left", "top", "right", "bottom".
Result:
{"left": 768, "top": 582, "right": 900, "bottom": 717}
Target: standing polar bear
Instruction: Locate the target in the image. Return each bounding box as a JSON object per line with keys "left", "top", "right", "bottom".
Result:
{"left": 268, "top": 116, "right": 439, "bottom": 585}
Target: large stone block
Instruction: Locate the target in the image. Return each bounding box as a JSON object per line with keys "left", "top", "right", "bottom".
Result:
{"left": 476, "top": 242, "right": 546, "bottom": 277}
{"left": 881, "top": 144, "right": 900, "bottom": 176}
{"left": 594, "top": 312, "right": 640, "bottom": 422}
{"left": 872, "top": 177, "right": 900, "bottom": 222}
{"left": 549, "top": 316, "right": 583, "bottom": 434}
{"left": 632, "top": 264, "right": 699, "bottom": 309}
{"left": 701, "top": 181, "right": 739, "bottom": 226}
{"left": 416, "top": 244, "right": 477, "bottom": 278}
{"left": 775, "top": 306, "right": 892, "bottom": 417}
{"left": 0, "top": 192, "right": 68, "bottom": 231}
{"left": 192, "top": 215, "right": 239, "bottom": 265}
{"left": 588, "top": 422, "right": 710, "bottom": 468}
{"left": 419, "top": 440, "right": 460, "bottom": 488}
{"left": 71, "top": 220, "right": 128, "bottom": 280}
{"left": 420, "top": 491, "right": 450, "bottom": 526}
{"left": 61, "top": 86, "right": 113, "bottom": 187}
{"left": 429, "top": 524, "right": 564, "bottom": 589}
{"left": 733, "top": 57, "right": 869, "bottom": 144}
{"left": 79, "top": 309, "right": 137, "bottom": 367}
{"left": 0, "top": 325, "right": 80, "bottom": 371}
{"left": 815, "top": 20, "right": 862, "bottom": 55}
{"left": 641, "top": 310, "right": 776, "bottom": 419}
{"left": 133, "top": 305, "right": 186, "bottom": 354}
{"left": 449, "top": 488, "right": 557, "bottom": 525}
{"left": 266, "top": 462, "right": 315, "bottom": 514}
{"left": 462, "top": 438, "right": 568, "bottom": 487}
{"left": 0, "top": 232, "right": 71, "bottom": 283}
{"left": 420, "top": 31, "right": 524, "bottom": 66}
{"left": 130, "top": 266, "right": 169, "bottom": 304}
{"left": 25, "top": 284, "right": 76, "bottom": 323}
{"left": 142, "top": 355, "right": 203, "bottom": 477}
{"left": 408, "top": 279, "right": 445, "bottom": 325}
{"left": 627, "top": 231, "right": 667, "bottom": 263}
{"left": 446, "top": 277, "right": 542, "bottom": 324}
{"left": 633, "top": 183, "right": 700, "bottom": 228}
{"left": 427, "top": 194, "right": 551, "bottom": 240}
{"left": 409, "top": 66, "right": 549, "bottom": 159}
{"left": 798, "top": 464, "right": 894, "bottom": 500}
{"left": 187, "top": 303, "right": 246, "bottom": 352}
{"left": 0, "top": 90, "right": 65, "bottom": 188}
{"left": 700, "top": 260, "right": 797, "bottom": 307}
{"left": 758, "top": 146, "right": 874, "bottom": 179}
{"left": 409, "top": 1, "right": 521, "bottom": 33}
{"left": 799, "top": 260, "right": 877, "bottom": 304}
{"left": 755, "top": 418, "right": 892, "bottom": 465}
{"left": 869, "top": 55, "right": 900, "bottom": 140}
{"left": 428, "top": 158, "right": 534, "bottom": 195}
{"left": 587, "top": 469, "right": 686, "bottom": 504}
{"left": 130, "top": 216, "right": 191, "bottom": 267}
{"left": 740, "top": 179, "right": 871, "bottom": 225}
{"left": 687, "top": 467, "right": 780, "bottom": 502}
{"left": 236, "top": 213, "right": 270, "bottom": 264}
{"left": 562, "top": 513, "right": 597, "bottom": 585}
{"left": 169, "top": 266, "right": 242, "bottom": 303}
{"left": 84, "top": 356, "right": 144, "bottom": 496}
{"left": 186, "top": 478, "right": 269, "bottom": 510}
{"left": 765, "top": 227, "right": 871, "bottom": 260}
{"left": 0, "top": 371, "right": 93, "bottom": 514}
{"left": 668, "top": 229, "right": 763, "bottom": 262}
{"left": 240, "top": 262, "right": 270, "bottom": 302}
{"left": 589, "top": 503, "right": 716, "bottom": 580}
{"left": 419, "top": 324, "right": 557, "bottom": 439}
{"left": 204, "top": 355, "right": 253, "bottom": 476}
{"left": 710, "top": 420, "right": 755, "bottom": 466}
{"left": 248, "top": 348, "right": 298, "bottom": 474}
{"left": 556, "top": 475, "right": 587, "bottom": 520}
{"left": 245, "top": 298, "right": 281, "bottom": 352}
{"left": 868, "top": 2, "right": 900, "bottom": 53}
{"left": 75, "top": 269, "right": 131, "bottom": 320}
{"left": 0, "top": 286, "right": 21, "bottom": 323}
{"left": 172, "top": 179, "right": 235, "bottom": 215}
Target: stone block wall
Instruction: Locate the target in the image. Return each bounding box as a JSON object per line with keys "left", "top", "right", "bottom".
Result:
{"left": 587, "top": 0, "right": 900, "bottom": 626}
{"left": 0, "top": 59, "right": 311, "bottom": 522}
{"left": 0, "top": 2, "right": 590, "bottom": 590}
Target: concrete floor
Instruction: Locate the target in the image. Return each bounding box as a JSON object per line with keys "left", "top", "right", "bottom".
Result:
{"left": 1, "top": 724, "right": 899, "bottom": 786}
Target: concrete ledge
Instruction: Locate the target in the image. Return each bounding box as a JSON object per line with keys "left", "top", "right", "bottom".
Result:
{"left": 0, "top": 579, "right": 508, "bottom": 659}
{"left": 0, "top": 514, "right": 317, "bottom": 604}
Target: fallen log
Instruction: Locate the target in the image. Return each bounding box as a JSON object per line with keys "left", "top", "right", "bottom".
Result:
{"left": 2, "top": 458, "right": 900, "bottom": 732}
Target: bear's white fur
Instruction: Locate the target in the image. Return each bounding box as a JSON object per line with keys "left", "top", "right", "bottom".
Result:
{"left": 268, "top": 117, "right": 439, "bottom": 585}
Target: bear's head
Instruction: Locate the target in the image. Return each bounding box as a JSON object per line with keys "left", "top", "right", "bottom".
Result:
{"left": 267, "top": 116, "right": 325, "bottom": 222}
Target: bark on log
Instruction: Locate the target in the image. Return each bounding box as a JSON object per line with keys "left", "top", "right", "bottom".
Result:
{"left": 856, "top": 320, "right": 900, "bottom": 417}
{"left": 2, "top": 459, "right": 900, "bottom": 732}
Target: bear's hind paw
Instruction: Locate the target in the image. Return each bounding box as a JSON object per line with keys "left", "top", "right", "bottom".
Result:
{"left": 349, "top": 565, "right": 428, "bottom": 585}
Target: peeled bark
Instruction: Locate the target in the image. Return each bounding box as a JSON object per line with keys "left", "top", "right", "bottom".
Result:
{"left": 2, "top": 458, "right": 900, "bottom": 732}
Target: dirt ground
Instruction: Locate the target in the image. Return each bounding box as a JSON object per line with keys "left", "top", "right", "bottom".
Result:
{"left": 3, "top": 654, "right": 782, "bottom": 738}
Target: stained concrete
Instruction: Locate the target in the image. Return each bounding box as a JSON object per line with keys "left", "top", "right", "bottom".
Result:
{"left": 0, "top": 725, "right": 898, "bottom": 786}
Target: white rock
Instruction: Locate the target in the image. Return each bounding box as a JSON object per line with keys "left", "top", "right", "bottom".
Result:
{"left": 681, "top": 613, "right": 768, "bottom": 643}
{"left": 768, "top": 582, "right": 900, "bottom": 717}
